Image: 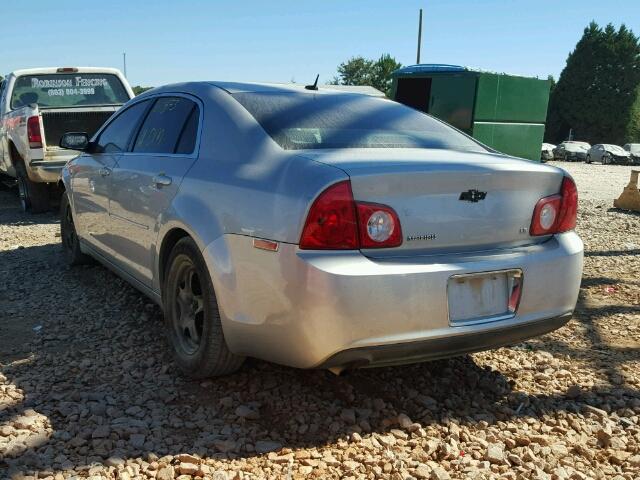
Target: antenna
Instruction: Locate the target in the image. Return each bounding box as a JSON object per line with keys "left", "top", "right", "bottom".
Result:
{"left": 305, "top": 74, "right": 320, "bottom": 91}
{"left": 416, "top": 9, "right": 423, "bottom": 64}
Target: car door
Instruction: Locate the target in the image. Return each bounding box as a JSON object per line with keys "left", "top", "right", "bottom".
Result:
{"left": 107, "top": 94, "right": 201, "bottom": 287}
{"left": 558, "top": 143, "right": 567, "bottom": 159}
{"left": 600, "top": 145, "right": 609, "bottom": 161}
{"left": 71, "top": 99, "right": 152, "bottom": 256}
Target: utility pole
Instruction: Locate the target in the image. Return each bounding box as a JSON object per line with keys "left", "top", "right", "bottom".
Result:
{"left": 416, "top": 8, "right": 423, "bottom": 64}
{"left": 123, "top": 52, "right": 127, "bottom": 78}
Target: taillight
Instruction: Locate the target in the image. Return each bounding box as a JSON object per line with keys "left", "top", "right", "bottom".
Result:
{"left": 299, "top": 181, "right": 359, "bottom": 249}
{"left": 555, "top": 176, "right": 578, "bottom": 232}
{"left": 27, "top": 116, "right": 42, "bottom": 148}
{"left": 357, "top": 202, "right": 402, "bottom": 248}
{"left": 300, "top": 180, "right": 403, "bottom": 250}
{"left": 530, "top": 177, "right": 578, "bottom": 236}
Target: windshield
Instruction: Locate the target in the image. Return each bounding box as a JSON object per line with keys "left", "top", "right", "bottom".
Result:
{"left": 233, "top": 92, "right": 488, "bottom": 152}
{"left": 11, "top": 73, "right": 130, "bottom": 109}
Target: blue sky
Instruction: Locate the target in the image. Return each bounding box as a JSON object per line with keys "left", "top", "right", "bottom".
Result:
{"left": 1, "top": 0, "right": 638, "bottom": 87}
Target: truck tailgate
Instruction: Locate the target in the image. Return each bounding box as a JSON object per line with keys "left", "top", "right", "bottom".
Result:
{"left": 41, "top": 109, "right": 117, "bottom": 147}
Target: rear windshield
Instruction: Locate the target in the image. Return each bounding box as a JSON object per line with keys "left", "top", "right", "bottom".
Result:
{"left": 11, "top": 73, "right": 130, "bottom": 109}
{"left": 233, "top": 92, "right": 487, "bottom": 152}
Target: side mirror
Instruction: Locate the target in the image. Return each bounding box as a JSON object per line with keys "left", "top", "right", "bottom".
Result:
{"left": 60, "top": 132, "right": 90, "bottom": 151}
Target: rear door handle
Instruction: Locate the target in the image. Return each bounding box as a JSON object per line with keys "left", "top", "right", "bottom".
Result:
{"left": 98, "top": 167, "right": 111, "bottom": 177}
{"left": 152, "top": 173, "right": 172, "bottom": 187}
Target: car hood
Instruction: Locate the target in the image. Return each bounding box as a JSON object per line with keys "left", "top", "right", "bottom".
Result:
{"left": 607, "top": 149, "right": 630, "bottom": 156}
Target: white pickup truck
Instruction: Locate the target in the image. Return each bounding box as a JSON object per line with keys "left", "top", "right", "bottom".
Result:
{"left": 0, "top": 67, "right": 134, "bottom": 212}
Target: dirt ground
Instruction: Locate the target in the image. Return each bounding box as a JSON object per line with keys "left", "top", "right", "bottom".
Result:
{"left": 0, "top": 161, "right": 639, "bottom": 480}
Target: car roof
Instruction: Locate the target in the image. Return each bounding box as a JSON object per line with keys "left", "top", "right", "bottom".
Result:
{"left": 7, "top": 67, "right": 124, "bottom": 77}
{"left": 137, "top": 81, "right": 390, "bottom": 100}
{"left": 208, "top": 81, "right": 382, "bottom": 95}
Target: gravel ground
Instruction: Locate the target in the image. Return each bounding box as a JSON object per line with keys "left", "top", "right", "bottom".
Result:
{"left": 0, "top": 161, "right": 639, "bottom": 480}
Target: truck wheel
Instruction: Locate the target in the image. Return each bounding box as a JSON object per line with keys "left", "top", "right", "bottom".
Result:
{"left": 60, "top": 192, "right": 91, "bottom": 265}
{"left": 15, "top": 160, "right": 50, "bottom": 213}
{"left": 163, "top": 237, "right": 245, "bottom": 378}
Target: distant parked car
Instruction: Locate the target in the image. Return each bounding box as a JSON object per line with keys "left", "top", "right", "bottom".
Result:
{"left": 586, "top": 144, "right": 632, "bottom": 165}
{"left": 623, "top": 143, "right": 640, "bottom": 164}
{"left": 554, "top": 141, "right": 590, "bottom": 162}
{"left": 58, "top": 82, "right": 583, "bottom": 377}
{"left": 541, "top": 143, "right": 555, "bottom": 162}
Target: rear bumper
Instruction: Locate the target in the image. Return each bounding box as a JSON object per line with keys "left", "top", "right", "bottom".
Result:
{"left": 204, "top": 232, "right": 583, "bottom": 369}
{"left": 319, "top": 313, "right": 571, "bottom": 369}
{"left": 28, "top": 149, "right": 78, "bottom": 183}
{"left": 27, "top": 162, "right": 65, "bottom": 183}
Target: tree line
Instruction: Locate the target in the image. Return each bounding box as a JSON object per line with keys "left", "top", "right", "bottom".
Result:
{"left": 546, "top": 21, "right": 640, "bottom": 145}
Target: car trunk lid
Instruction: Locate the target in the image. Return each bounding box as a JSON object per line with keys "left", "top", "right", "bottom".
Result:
{"left": 298, "top": 148, "right": 564, "bottom": 258}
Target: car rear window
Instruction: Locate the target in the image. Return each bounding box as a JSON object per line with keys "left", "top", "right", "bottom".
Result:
{"left": 232, "top": 92, "right": 487, "bottom": 152}
{"left": 11, "top": 73, "right": 130, "bottom": 109}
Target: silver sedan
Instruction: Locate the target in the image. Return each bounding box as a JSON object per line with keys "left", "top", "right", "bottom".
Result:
{"left": 59, "top": 82, "right": 583, "bottom": 377}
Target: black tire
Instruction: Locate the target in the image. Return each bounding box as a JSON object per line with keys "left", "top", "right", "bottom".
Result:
{"left": 586, "top": 155, "right": 591, "bottom": 164}
{"left": 163, "top": 237, "right": 245, "bottom": 377}
{"left": 60, "top": 192, "right": 91, "bottom": 265}
{"left": 15, "top": 159, "right": 50, "bottom": 213}
{"left": 602, "top": 154, "right": 611, "bottom": 165}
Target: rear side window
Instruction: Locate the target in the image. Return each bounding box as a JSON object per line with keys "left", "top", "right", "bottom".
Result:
{"left": 133, "top": 97, "right": 199, "bottom": 154}
{"left": 94, "top": 100, "right": 150, "bottom": 153}
{"left": 175, "top": 107, "right": 199, "bottom": 154}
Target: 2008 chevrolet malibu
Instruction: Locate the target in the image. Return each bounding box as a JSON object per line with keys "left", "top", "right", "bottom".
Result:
{"left": 59, "top": 81, "right": 583, "bottom": 377}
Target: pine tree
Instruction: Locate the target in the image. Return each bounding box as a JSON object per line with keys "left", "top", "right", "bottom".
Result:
{"left": 546, "top": 22, "right": 640, "bottom": 144}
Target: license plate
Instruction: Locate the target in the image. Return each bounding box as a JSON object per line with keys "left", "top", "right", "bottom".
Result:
{"left": 447, "top": 269, "right": 522, "bottom": 326}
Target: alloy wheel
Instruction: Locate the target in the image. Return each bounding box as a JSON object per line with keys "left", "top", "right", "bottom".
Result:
{"left": 171, "top": 259, "right": 205, "bottom": 355}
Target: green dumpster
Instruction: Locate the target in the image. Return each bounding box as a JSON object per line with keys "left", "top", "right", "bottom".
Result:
{"left": 391, "top": 64, "right": 551, "bottom": 161}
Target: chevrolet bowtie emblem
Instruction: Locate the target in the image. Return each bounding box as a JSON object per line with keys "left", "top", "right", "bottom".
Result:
{"left": 459, "top": 189, "right": 487, "bottom": 202}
